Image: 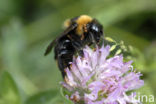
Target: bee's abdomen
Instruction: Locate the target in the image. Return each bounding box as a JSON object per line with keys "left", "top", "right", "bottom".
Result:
{"left": 54, "top": 36, "right": 75, "bottom": 77}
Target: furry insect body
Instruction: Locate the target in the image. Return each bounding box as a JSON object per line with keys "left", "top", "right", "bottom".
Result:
{"left": 45, "top": 15, "right": 104, "bottom": 78}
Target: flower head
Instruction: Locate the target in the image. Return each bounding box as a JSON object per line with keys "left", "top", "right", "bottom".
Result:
{"left": 61, "top": 45, "right": 144, "bottom": 104}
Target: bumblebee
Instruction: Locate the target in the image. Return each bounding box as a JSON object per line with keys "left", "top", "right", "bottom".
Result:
{"left": 45, "top": 15, "right": 103, "bottom": 77}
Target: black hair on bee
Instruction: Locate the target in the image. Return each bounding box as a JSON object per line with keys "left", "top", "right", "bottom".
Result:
{"left": 45, "top": 15, "right": 104, "bottom": 78}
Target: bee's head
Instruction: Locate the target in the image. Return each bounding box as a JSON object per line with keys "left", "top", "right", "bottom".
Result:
{"left": 74, "top": 15, "right": 103, "bottom": 44}
{"left": 85, "top": 19, "right": 103, "bottom": 43}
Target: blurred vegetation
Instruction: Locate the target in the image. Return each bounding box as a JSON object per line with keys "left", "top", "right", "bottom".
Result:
{"left": 0, "top": 0, "right": 156, "bottom": 104}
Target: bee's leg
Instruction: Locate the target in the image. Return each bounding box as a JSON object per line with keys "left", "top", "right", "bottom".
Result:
{"left": 70, "top": 35, "right": 84, "bottom": 56}
{"left": 87, "top": 32, "right": 101, "bottom": 49}
{"left": 73, "top": 41, "right": 84, "bottom": 55}
{"left": 57, "top": 56, "right": 66, "bottom": 78}
{"left": 57, "top": 49, "right": 75, "bottom": 78}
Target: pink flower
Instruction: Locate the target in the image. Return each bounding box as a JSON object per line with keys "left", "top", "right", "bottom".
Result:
{"left": 61, "top": 45, "right": 144, "bottom": 104}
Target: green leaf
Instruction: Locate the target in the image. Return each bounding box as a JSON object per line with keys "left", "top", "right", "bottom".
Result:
{"left": 144, "top": 42, "right": 156, "bottom": 72}
{"left": 128, "top": 46, "right": 147, "bottom": 72}
{"left": 25, "top": 90, "right": 59, "bottom": 104}
{"left": 95, "top": 0, "right": 156, "bottom": 28}
{"left": 0, "top": 71, "right": 21, "bottom": 104}
{"left": 1, "top": 19, "right": 38, "bottom": 96}
{"left": 145, "top": 70, "right": 156, "bottom": 97}
{"left": 105, "top": 27, "right": 149, "bottom": 50}
{"left": 60, "top": 87, "right": 73, "bottom": 104}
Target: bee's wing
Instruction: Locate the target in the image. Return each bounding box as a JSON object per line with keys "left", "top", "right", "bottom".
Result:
{"left": 44, "top": 23, "right": 77, "bottom": 56}
{"left": 44, "top": 38, "right": 57, "bottom": 56}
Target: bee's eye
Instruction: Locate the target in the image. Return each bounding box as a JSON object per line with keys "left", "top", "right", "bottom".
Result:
{"left": 90, "top": 24, "right": 100, "bottom": 33}
{"left": 91, "top": 25, "right": 98, "bottom": 32}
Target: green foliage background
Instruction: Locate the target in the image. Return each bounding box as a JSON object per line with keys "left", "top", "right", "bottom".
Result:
{"left": 0, "top": 0, "right": 156, "bottom": 103}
